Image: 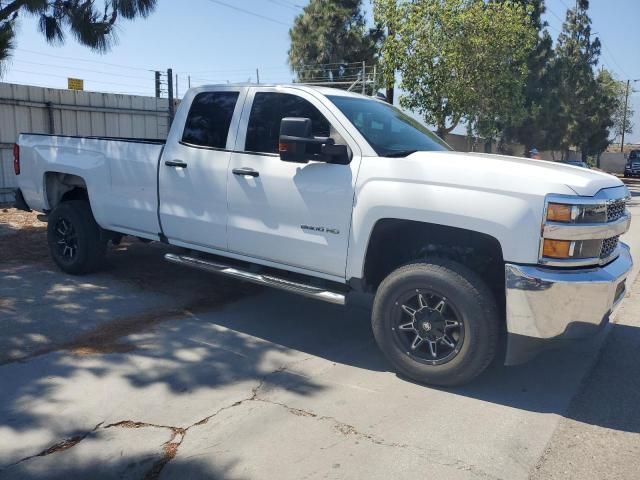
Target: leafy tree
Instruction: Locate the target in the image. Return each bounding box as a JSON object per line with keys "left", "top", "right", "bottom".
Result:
{"left": 0, "top": 0, "right": 157, "bottom": 74}
{"left": 379, "top": 0, "right": 535, "bottom": 139}
{"left": 373, "top": 0, "right": 401, "bottom": 103}
{"left": 553, "top": 0, "right": 602, "bottom": 159}
{"left": 581, "top": 69, "right": 624, "bottom": 158}
{"left": 611, "top": 79, "right": 634, "bottom": 145}
{"left": 501, "top": 0, "right": 560, "bottom": 154}
{"left": 288, "top": 0, "right": 380, "bottom": 85}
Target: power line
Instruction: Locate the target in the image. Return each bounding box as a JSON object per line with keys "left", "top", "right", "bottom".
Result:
{"left": 600, "top": 45, "right": 630, "bottom": 79}
{"left": 204, "top": 0, "right": 290, "bottom": 26}
{"left": 8, "top": 69, "right": 151, "bottom": 90}
{"left": 266, "top": 0, "right": 300, "bottom": 12}
{"left": 183, "top": 61, "right": 363, "bottom": 76}
{"left": 1, "top": 78, "right": 152, "bottom": 96}
{"left": 546, "top": 6, "right": 566, "bottom": 25}
{"left": 15, "top": 48, "right": 160, "bottom": 72}
{"left": 277, "top": 0, "right": 305, "bottom": 8}
{"left": 10, "top": 59, "right": 154, "bottom": 81}
{"left": 545, "top": 5, "right": 630, "bottom": 80}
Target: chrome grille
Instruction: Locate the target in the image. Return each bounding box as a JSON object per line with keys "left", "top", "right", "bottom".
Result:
{"left": 600, "top": 236, "right": 619, "bottom": 259}
{"left": 607, "top": 200, "right": 626, "bottom": 222}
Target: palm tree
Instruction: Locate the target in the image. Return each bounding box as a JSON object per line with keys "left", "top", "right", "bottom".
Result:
{"left": 0, "top": 0, "right": 157, "bottom": 73}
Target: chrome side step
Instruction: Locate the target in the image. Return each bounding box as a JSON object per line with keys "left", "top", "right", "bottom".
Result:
{"left": 164, "top": 253, "right": 346, "bottom": 305}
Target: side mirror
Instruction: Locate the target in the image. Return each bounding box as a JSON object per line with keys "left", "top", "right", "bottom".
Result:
{"left": 279, "top": 117, "right": 350, "bottom": 165}
{"left": 279, "top": 117, "right": 314, "bottom": 163}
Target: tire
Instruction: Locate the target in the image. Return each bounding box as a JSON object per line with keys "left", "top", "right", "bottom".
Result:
{"left": 47, "top": 200, "right": 107, "bottom": 274}
{"left": 371, "top": 258, "right": 499, "bottom": 387}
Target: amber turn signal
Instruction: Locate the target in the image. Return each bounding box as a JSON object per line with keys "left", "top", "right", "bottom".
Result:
{"left": 542, "top": 239, "right": 572, "bottom": 258}
{"left": 546, "top": 203, "right": 572, "bottom": 222}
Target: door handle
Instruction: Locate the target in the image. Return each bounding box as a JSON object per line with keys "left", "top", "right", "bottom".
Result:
{"left": 165, "top": 159, "right": 188, "bottom": 168}
{"left": 232, "top": 167, "right": 259, "bottom": 178}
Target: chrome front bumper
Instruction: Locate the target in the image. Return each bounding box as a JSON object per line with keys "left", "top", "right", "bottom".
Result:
{"left": 504, "top": 242, "right": 632, "bottom": 364}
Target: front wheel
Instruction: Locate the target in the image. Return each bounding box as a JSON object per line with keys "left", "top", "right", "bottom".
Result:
{"left": 371, "top": 259, "right": 499, "bottom": 386}
{"left": 47, "top": 200, "right": 107, "bottom": 274}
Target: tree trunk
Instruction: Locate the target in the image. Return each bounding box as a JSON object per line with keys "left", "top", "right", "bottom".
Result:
{"left": 385, "top": 85, "right": 394, "bottom": 105}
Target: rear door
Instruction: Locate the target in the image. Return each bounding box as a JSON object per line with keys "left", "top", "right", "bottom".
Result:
{"left": 159, "top": 87, "right": 245, "bottom": 250}
{"left": 226, "top": 87, "right": 361, "bottom": 279}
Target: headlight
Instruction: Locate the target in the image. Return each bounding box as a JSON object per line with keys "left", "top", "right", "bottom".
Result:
{"left": 546, "top": 202, "right": 607, "bottom": 223}
{"left": 540, "top": 189, "right": 631, "bottom": 267}
{"left": 541, "top": 238, "right": 604, "bottom": 259}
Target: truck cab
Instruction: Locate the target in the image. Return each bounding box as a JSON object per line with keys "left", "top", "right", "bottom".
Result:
{"left": 13, "top": 84, "right": 633, "bottom": 386}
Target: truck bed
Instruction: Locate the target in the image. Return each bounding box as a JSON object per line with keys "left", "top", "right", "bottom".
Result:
{"left": 17, "top": 133, "right": 166, "bottom": 239}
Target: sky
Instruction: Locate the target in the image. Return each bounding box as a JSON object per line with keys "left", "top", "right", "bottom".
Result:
{"left": 2, "top": 0, "right": 639, "bottom": 143}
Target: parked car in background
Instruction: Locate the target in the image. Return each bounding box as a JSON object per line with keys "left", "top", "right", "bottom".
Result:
{"left": 12, "top": 84, "right": 633, "bottom": 386}
{"left": 561, "top": 160, "right": 590, "bottom": 169}
{"left": 624, "top": 150, "right": 640, "bottom": 178}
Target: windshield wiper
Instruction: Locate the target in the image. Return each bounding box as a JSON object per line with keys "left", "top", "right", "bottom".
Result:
{"left": 384, "top": 149, "right": 418, "bottom": 158}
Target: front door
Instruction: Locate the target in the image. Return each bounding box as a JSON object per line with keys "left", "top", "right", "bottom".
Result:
{"left": 159, "top": 87, "right": 244, "bottom": 250}
{"left": 226, "top": 88, "right": 360, "bottom": 279}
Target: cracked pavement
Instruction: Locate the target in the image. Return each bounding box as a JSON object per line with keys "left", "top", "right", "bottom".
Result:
{"left": 1, "top": 186, "right": 640, "bottom": 480}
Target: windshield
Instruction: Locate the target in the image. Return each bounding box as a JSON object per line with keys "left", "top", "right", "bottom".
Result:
{"left": 327, "top": 95, "right": 451, "bottom": 157}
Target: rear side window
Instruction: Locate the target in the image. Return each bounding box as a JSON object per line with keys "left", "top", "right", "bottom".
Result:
{"left": 182, "top": 91, "right": 239, "bottom": 149}
{"left": 245, "top": 92, "right": 331, "bottom": 154}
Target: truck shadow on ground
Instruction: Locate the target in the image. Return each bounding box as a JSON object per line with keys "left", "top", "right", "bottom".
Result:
{"left": 1, "top": 214, "right": 639, "bottom": 476}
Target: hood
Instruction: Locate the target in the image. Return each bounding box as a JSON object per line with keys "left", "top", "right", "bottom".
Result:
{"left": 404, "top": 151, "right": 623, "bottom": 197}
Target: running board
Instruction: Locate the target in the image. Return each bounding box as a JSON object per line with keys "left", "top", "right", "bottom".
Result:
{"left": 164, "top": 253, "right": 346, "bottom": 305}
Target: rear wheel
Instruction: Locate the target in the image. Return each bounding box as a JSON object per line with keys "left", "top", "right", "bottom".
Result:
{"left": 47, "top": 200, "right": 107, "bottom": 274}
{"left": 371, "top": 258, "right": 499, "bottom": 386}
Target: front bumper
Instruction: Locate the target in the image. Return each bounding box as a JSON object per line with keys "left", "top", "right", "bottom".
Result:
{"left": 504, "top": 242, "right": 632, "bottom": 365}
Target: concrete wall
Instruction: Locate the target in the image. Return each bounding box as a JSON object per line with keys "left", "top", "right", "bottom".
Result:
{"left": 600, "top": 152, "right": 627, "bottom": 174}
{"left": 442, "top": 132, "right": 579, "bottom": 162}
{"left": 0, "top": 82, "right": 170, "bottom": 204}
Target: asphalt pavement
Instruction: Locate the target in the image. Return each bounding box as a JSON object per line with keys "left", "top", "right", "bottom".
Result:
{"left": 0, "top": 180, "right": 639, "bottom": 480}
{"left": 530, "top": 178, "right": 640, "bottom": 480}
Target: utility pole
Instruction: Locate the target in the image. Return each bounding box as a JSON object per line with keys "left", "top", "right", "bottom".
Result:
{"left": 256, "top": 68, "right": 260, "bottom": 84}
{"left": 188, "top": 75, "right": 191, "bottom": 89}
{"left": 175, "top": 73, "right": 179, "bottom": 99}
{"left": 361, "top": 61, "right": 366, "bottom": 95}
{"left": 154, "top": 71, "right": 161, "bottom": 98}
{"left": 372, "top": 65, "right": 377, "bottom": 97}
{"left": 167, "top": 68, "right": 174, "bottom": 125}
{"left": 621, "top": 79, "right": 639, "bottom": 153}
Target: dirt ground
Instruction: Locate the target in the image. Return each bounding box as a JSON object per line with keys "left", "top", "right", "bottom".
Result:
{"left": 0, "top": 207, "right": 261, "bottom": 363}
{"left": 0, "top": 208, "right": 49, "bottom": 265}
{"left": 2, "top": 195, "right": 640, "bottom": 479}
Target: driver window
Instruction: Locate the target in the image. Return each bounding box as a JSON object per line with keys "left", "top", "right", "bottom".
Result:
{"left": 245, "top": 92, "right": 344, "bottom": 155}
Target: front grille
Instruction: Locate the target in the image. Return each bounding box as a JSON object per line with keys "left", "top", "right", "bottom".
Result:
{"left": 600, "top": 236, "right": 619, "bottom": 259}
{"left": 607, "top": 200, "right": 626, "bottom": 222}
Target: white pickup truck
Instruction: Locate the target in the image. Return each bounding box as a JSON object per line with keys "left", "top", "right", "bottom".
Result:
{"left": 13, "top": 84, "right": 633, "bottom": 386}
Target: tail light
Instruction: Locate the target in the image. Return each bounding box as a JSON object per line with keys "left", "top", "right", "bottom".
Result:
{"left": 13, "top": 144, "right": 20, "bottom": 175}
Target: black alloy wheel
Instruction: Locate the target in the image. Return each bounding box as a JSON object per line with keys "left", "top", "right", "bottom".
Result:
{"left": 53, "top": 217, "right": 79, "bottom": 260}
{"left": 392, "top": 290, "right": 465, "bottom": 365}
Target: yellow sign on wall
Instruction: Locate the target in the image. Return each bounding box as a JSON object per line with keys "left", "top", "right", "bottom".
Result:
{"left": 67, "top": 78, "right": 84, "bottom": 91}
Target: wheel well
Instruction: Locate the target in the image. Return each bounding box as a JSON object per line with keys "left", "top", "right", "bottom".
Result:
{"left": 361, "top": 219, "right": 505, "bottom": 300}
{"left": 45, "top": 172, "right": 88, "bottom": 209}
